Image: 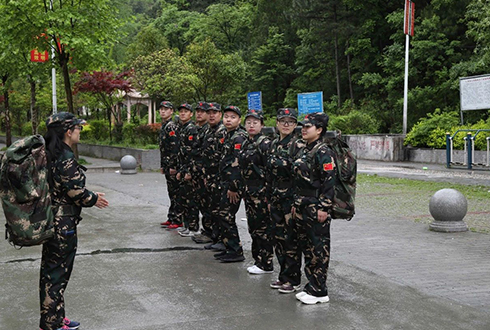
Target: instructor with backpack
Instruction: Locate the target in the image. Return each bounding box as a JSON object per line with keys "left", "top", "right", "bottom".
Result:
{"left": 41, "top": 112, "right": 109, "bottom": 330}
{"left": 290, "top": 112, "right": 335, "bottom": 305}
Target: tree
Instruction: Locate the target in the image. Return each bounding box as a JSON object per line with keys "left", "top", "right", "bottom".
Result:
{"left": 74, "top": 70, "right": 133, "bottom": 142}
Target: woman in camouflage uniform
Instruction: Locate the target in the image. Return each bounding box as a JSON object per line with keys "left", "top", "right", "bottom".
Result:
{"left": 291, "top": 112, "right": 335, "bottom": 305}
{"left": 41, "top": 112, "right": 109, "bottom": 330}
{"left": 266, "top": 108, "right": 302, "bottom": 293}
{"left": 239, "top": 110, "right": 274, "bottom": 274}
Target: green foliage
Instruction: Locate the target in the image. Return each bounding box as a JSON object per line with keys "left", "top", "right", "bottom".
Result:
{"left": 84, "top": 120, "right": 111, "bottom": 141}
{"left": 329, "top": 110, "right": 380, "bottom": 134}
{"left": 405, "top": 110, "right": 460, "bottom": 147}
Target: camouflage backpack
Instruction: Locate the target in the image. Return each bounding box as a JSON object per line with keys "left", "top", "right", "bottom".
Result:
{"left": 305, "top": 131, "right": 357, "bottom": 220}
{"left": 0, "top": 135, "right": 54, "bottom": 247}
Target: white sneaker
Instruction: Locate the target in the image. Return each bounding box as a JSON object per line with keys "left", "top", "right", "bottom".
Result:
{"left": 177, "top": 227, "right": 187, "bottom": 233}
{"left": 178, "top": 229, "right": 190, "bottom": 236}
{"left": 295, "top": 291, "right": 307, "bottom": 300}
{"left": 179, "top": 230, "right": 198, "bottom": 237}
{"left": 298, "top": 293, "right": 330, "bottom": 304}
{"left": 247, "top": 265, "right": 273, "bottom": 275}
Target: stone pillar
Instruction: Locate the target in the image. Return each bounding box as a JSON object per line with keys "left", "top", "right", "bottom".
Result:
{"left": 429, "top": 188, "right": 468, "bottom": 232}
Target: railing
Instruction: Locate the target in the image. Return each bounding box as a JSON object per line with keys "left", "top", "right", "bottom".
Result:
{"left": 446, "top": 130, "right": 490, "bottom": 169}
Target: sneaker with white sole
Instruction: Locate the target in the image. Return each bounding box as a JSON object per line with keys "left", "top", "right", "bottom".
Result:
{"left": 278, "top": 283, "right": 301, "bottom": 294}
{"left": 179, "top": 230, "right": 198, "bottom": 237}
{"left": 298, "top": 293, "right": 330, "bottom": 304}
{"left": 295, "top": 291, "right": 307, "bottom": 300}
{"left": 270, "top": 280, "right": 284, "bottom": 289}
{"left": 247, "top": 265, "right": 273, "bottom": 275}
{"left": 63, "top": 317, "right": 80, "bottom": 329}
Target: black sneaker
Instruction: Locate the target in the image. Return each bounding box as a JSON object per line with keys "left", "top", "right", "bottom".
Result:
{"left": 220, "top": 253, "right": 245, "bottom": 263}
{"left": 213, "top": 251, "right": 227, "bottom": 259}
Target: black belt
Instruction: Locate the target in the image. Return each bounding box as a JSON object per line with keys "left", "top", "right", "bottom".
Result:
{"left": 53, "top": 204, "right": 82, "bottom": 216}
{"left": 297, "top": 188, "right": 318, "bottom": 198}
{"left": 273, "top": 181, "right": 293, "bottom": 189}
{"left": 245, "top": 179, "right": 265, "bottom": 187}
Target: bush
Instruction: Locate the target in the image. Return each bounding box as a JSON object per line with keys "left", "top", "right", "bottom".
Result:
{"left": 329, "top": 110, "right": 380, "bottom": 134}
{"left": 404, "top": 110, "right": 460, "bottom": 147}
{"left": 123, "top": 123, "right": 138, "bottom": 143}
{"left": 135, "top": 123, "right": 161, "bottom": 145}
{"left": 87, "top": 120, "right": 110, "bottom": 140}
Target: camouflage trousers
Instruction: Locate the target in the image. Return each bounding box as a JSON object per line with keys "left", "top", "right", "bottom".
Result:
{"left": 177, "top": 178, "right": 200, "bottom": 231}
{"left": 244, "top": 186, "right": 274, "bottom": 271}
{"left": 294, "top": 203, "right": 331, "bottom": 297}
{"left": 270, "top": 193, "right": 301, "bottom": 285}
{"left": 165, "top": 173, "right": 181, "bottom": 224}
{"left": 196, "top": 176, "right": 212, "bottom": 236}
{"left": 205, "top": 175, "right": 222, "bottom": 242}
{"left": 216, "top": 182, "right": 243, "bottom": 255}
{"left": 39, "top": 216, "right": 78, "bottom": 330}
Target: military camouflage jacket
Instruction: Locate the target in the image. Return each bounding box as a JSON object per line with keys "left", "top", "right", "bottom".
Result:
{"left": 219, "top": 126, "right": 247, "bottom": 192}
{"left": 193, "top": 122, "right": 210, "bottom": 176}
{"left": 50, "top": 143, "right": 98, "bottom": 209}
{"left": 291, "top": 138, "right": 336, "bottom": 212}
{"left": 178, "top": 120, "right": 200, "bottom": 176}
{"left": 239, "top": 133, "right": 271, "bottom": 190}
{"left": 159, "top": 118, "right": 180, "bottom": 172}
{"left": 201, "top": 122, "right": 227, "bottom": 180}
{"left": 266, "top": 133, "right": 297, "bottom": 200}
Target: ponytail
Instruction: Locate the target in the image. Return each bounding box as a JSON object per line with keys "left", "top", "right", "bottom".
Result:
{"left": 44, "top": 125, "right": 66, "bottom": 188}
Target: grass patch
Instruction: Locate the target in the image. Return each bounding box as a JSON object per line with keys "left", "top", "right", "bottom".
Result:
{"left": 78, "top": 158, "right": 91, "bottom": 165}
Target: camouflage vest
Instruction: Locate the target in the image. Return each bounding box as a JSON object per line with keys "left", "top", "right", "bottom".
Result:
{"left": 0, "top": 135, "right": 55, "bottom": 247}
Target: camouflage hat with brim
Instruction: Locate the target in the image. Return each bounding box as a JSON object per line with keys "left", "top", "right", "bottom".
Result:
{"left": 208, "top": 102, "right": 221, "bottom": 111}
{"left": 46, "top": 112, "right": 86, "bottom": 131}
{"left": 178, "top": 103, "right": 193, "bottom": 111}
{"left": 195, "top": 101, "right": 210, "bottom": 111}
{"left": 301, "top": 112, "right": 329, "bottom": 129}
{"left": 160, "top": 101, "right": 174, "bottom": 109}
{"left": 245, "top": 109, "right": 263, "bottom": 121}
{"left": 277, "top": 108, "right": 298, "bottom": 120}
{"left": 223, "top": 105, "right": 241, "bottom": 116}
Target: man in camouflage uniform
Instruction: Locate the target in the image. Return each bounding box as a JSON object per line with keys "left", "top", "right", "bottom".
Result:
{"left": 175, "top": 103, "right": 200, "bottom": 236}
{"left": 192, "top": 101, "right": 213, "bottom": 243}
{"left": 291, "top": 112, "right": 335, "bottom": 305}
{"left": 239, "top": 110, "right": 274, "bottom": 274}
{"left": 41, "top": 112, "right": 109, "bottom": 330}
{"left": 213, "top": 106, "right": 247, "bottom": 263}
{"left": 266, "top": 108, "right": 303, "bottom": 293}
{"left": 199, "top": 103, "right": 228, "bottom": 248}
{"left": 158, "top": 101, "right": 182, "bottom": 229}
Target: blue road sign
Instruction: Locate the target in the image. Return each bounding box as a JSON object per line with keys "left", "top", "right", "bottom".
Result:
{"left": 298, "top": 92, "right": 323, "bottom": 115}
{"left": 247, "top": 91, "right": 262, "bottom": 110}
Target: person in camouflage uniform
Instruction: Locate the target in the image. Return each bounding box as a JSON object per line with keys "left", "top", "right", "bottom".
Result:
{"left": 158, "top": 101, "right": 182, "bottom": 229}
{"left": 291, "top": 112, "right": 335, "bottom": 305}
{"left": 175, "top": 103, "right": 200, "bottom": 236}
{"left": 41, "top": 112, "right": 109, "bottom": 330}
{"left": 213, "top": 106, "right": 247, "bottom": 263}
{"left": 199, "top": 103, "right": 228, "bottom": 248}
{"left": 239, "top": 110, "right": 274, "bottom": 274}
{"left": 192, "top": 101, "right": 213, "bottom": 243}
{"left": 266, "top": 108, "right": 303, "bottom": 292}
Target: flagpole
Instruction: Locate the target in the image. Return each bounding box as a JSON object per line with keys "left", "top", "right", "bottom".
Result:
{"left": 50, "top": 0, "right": 57, "bottom": 114}
{"left": 403, "top": 33, "right": 409, "bottom": 135}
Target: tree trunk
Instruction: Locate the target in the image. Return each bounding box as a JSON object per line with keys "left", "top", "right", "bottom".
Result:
{"left": 29, "top": 77, "right": 38, "bottom": 134}
{"left": 346, "top": 42, "right": 355, "bottom": 103}
{"left": 60, "top": 52, "right": 74, "bottom": 113}
{"left": 333, "top": 7, "right": 341, "bottom": 109}
{"left": 2, "top": 75, "right": 12, "bottom": 147}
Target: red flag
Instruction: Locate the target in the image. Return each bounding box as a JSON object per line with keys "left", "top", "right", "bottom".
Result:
{"left": 234, "top": 144, "right": 241, "bottom": 150}
{"left": 169, "top": 131, "right": 175, "bottom": 136}
{"left": 323, "top": 163, "right": 334, "bottom": 171}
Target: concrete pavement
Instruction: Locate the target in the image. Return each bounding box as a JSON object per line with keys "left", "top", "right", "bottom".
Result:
{"left": 1, "top": 157, "right": 490, "bottom": 329}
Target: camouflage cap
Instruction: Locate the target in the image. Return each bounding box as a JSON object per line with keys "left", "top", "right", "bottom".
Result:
{"left": 195, "top": 101, "right": 210, "bottom": 111}
{"left": 178, "top": 102, "right": 193, "bottom": 111}
{"left": 160, "top": 101, "right": 174, "bottom": 109}
{"left": 301, "top": 112, "right": 329, "bottom": 129}
{"left": 208, "top": 102, "right": 221, "bottom": 111}
{"left": 244, "top": 109, "right": 264, "bottom": 121}
{"left": 277, "top": 108, "right": 298, "bottom": 120}
{"left": 223, "top": 105, "right": 241, "bottom": 116}
{"left": 46, "top": 112, "right": 86, "bottom": 131}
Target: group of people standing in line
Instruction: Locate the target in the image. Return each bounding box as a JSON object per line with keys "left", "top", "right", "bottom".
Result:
{"left": 159, "top": 101, "right": 336, "bottom": 305}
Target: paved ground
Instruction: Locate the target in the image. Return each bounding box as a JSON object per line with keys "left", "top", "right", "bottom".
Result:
{"left": 1, "top": 156, "right": 490, "bottom": 329}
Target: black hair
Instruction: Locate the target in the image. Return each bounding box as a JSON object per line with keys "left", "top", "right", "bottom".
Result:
{"left": 44, "top": 124, "right": 68, "bottom": 188}
{"left": 314, "top": 114, "right": 329, "bottom": 137}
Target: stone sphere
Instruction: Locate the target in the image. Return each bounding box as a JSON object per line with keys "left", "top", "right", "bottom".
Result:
{"left": 120, "top": 155, "right": 137, "bottom": 174}
{"left": 429, "top": 188, "right": 467, "bottom": 222}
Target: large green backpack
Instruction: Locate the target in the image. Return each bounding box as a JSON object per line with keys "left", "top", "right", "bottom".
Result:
{"left": 0, "top": 135, "right": 54, "bottom": 247}
{"left": 301, "top": 131, "right": 357, "bottom": 220}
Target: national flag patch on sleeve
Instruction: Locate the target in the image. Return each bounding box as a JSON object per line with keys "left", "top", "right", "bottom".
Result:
{"left": 188, "top": 136, "right": 193, "bottom": 141}
{"left": 323, "top": 162, "right": 334, "bottom": 171}
{"left": 234, "top": 144, "right": 241, "bottom": 150}
{"left": 220, "top": 138, "right": 225, "bottom": 144}
{"left": 169, "top": 131, "right": 175, "bottom": 136}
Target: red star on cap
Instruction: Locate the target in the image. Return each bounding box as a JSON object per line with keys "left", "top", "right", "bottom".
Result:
{"left": 285, "top": 109, "right": 289, "bottom": 114}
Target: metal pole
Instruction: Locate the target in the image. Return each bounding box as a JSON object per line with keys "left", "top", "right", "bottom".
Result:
{"left": 403, "top": 34, "right": 409, "bottom": 135}
{"left": 50, "top": 0, "right": 57, "bottom": 114}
